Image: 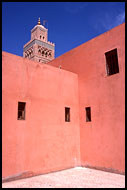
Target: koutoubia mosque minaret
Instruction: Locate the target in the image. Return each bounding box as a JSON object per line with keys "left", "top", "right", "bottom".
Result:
{"left": 23, "top": 18, "right": 55, "bottom": 63}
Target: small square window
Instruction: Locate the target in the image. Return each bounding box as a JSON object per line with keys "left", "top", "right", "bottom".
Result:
{"left": 18, "top": 102, "right": 26, "bottom": 120}
{"left": 85, "top": 107, "right": 91, "bottom": 122}
{"left": 105, "top": 48, "right": 119, "bottom": 76}
{"left": 65, "top": 107, "right": 70, "bottom": 122}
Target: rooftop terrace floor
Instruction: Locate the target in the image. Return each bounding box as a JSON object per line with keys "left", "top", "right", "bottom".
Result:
{"left": 2, "top": 167, "right": 125, "bottom": 188}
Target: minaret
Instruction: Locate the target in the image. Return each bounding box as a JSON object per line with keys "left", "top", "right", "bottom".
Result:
{"left": 23, "top": 18, "right": 55, "bottom": 63}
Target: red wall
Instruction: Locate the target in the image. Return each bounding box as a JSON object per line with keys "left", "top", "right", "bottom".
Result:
{"left": 48, "top": 23, "right": 125, "bottom": 174}
{"left": 2, "top": 52, "right": 80, "bottom": 179}
{"left": 2, "top": 23, "right": 125, "bottom": 181}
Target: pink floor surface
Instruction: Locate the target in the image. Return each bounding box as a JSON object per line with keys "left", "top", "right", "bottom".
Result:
{"left": 2, "top": 167, "right": 125, "bottom": 188}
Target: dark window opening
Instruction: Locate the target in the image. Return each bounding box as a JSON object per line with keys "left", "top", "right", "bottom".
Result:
{"left": 40, "top": 35, "right": 41, "bottom": 39}
{"left": 43, "top": 36, "right": 45, "bottom": 39}
{"left": 86, "top": 107, "right": 91, "bottom": 122}
{"left": 18, "top": 102, "right": 26, "bottom": 120}
{"left": 49, "top": 52, "right": 52, "bottom": 57}
{"left": 65, "top": 107, "right": 70, "bottom": 122}
{"left": 105, "top": 48, "right": 119, "bottom": 76}
{"left": 42, "top": 51, "right": 44, "bottom": 56}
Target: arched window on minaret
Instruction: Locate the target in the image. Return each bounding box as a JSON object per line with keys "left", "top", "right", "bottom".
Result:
{"left": 42, "top": 51, "right": 44, "bottom": 56}
{"left": 49, "top": 52, "right": 52, "bottom": 58}
{"left": 45, "top": 52, "right": 47, "bottom": 57}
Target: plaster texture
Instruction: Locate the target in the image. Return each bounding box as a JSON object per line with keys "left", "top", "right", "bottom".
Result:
{"left": 2, "top": 23, "right": 125, "bottom": 181}
{"left": 48, "top": 23, "right": 125, "bottom": 174}
{"left": 2, "top": 52, "right": 80, "bottom": 179}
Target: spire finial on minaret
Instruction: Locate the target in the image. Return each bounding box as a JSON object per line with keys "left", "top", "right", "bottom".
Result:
{"left": 38, "top": 17, "right": 41, "bottom": 25}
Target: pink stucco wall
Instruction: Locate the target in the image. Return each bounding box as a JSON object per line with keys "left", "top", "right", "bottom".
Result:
{"left": 48, "top": 23, "right": 125, "bottom": 174}
{"left": 2, "top": 23, "right": 125, "bottom": 181}
{"left": 2, "top": 52, "right": 80, "bottom": 179}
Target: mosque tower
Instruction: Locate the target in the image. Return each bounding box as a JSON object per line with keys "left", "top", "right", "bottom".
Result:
{"left": 23, "top": 18, "right": 55, "bottom": 63}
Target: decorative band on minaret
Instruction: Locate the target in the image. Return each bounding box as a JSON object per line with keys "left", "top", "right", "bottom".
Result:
{"left": 38, "top": 17, "right": 41, "bottom": 25}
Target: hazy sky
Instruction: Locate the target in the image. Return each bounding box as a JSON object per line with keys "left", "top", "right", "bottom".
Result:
{"left": 2, "top": 2, "right": 125, "bottom": 58}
